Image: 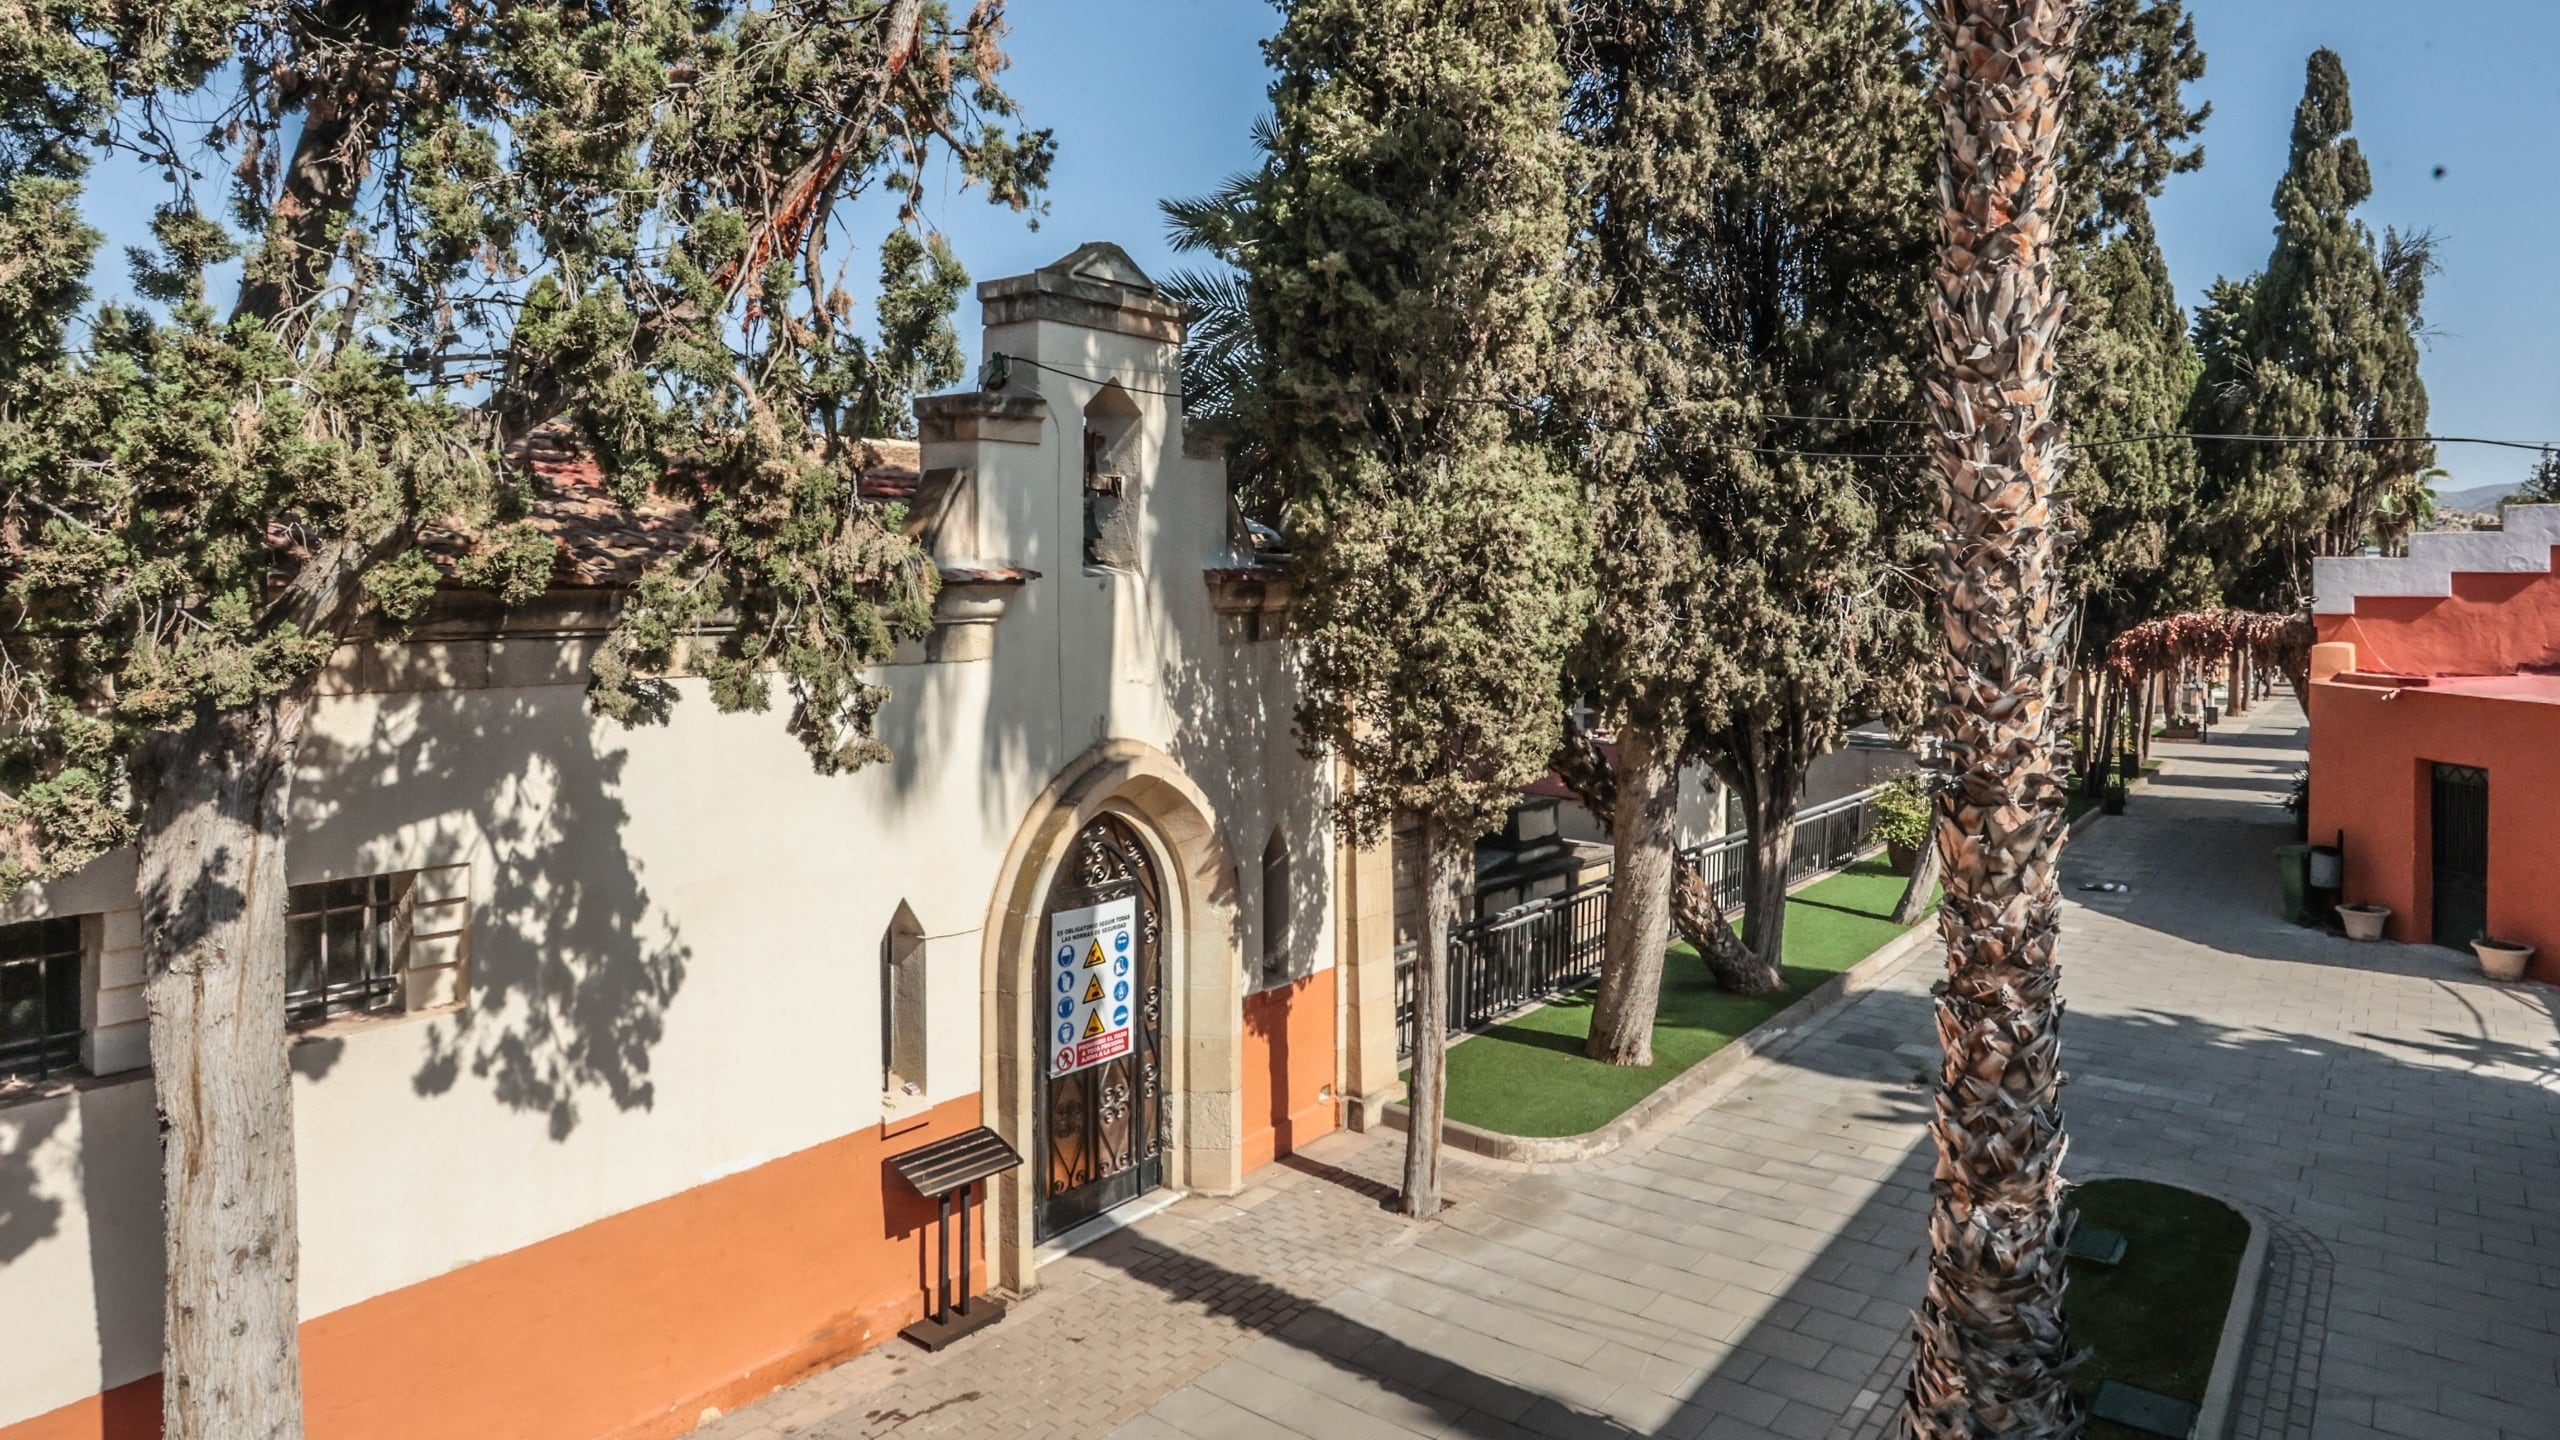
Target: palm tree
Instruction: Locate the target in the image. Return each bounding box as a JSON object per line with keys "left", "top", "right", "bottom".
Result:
{"left": 1907, "top": 1, "right": 2089, "bottom": 1435}
{"left": 1159, "top": 119, "right": 1278, "bottom": 519}
{"left": 2370, "top": 467, "right": 2443, "bottom": 554}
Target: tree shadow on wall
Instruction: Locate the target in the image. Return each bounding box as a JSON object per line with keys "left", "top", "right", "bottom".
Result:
{"left": 289, "top": 680, "right": 689, "bottom": 1141}
{"left": 1157, "top": 617, "right": 1331, "bottom": 996}
{"left": 0, "top": 1100, "right": 69, "bottom": 1266}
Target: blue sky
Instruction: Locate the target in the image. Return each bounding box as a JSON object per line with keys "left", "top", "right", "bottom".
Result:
{"left": 82, "top": 2, "right": 2560, "bottom": 490}
{"left": 2148, "top": 2, "right": 2560, "bottom": 495}
{"left": 918, "top": 1, "right": 2560, "bottom": 494}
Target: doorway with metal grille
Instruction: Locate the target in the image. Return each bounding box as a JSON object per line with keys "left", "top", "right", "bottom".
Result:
{"left": 2429, "top": 763, "right": 2489, "bottom": 949}
{"left": 1033, "top": 813, "right": 1167, "bottom": 1242}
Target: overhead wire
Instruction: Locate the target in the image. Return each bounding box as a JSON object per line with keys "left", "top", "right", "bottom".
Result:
{"left": 986, "top": 351, "right": 2560, "bottom": 463}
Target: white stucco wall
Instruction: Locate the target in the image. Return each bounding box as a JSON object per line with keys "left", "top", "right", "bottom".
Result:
{"left": 0, "top": 245, "right": 1336, "bottom": 1429}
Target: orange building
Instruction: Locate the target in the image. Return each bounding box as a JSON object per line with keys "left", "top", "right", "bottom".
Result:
{"left": 2306, "top": 506, "right": 2560, "bottom": 977}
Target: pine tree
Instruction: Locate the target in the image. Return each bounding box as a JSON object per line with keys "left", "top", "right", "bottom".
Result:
{"left": 2187, "top": 49, "right": 2433, "bottom": 608}
{"left": 1254, "top": 0, "right": 1586, "bottom": 1217}
{"left": 1571, "top": 0, "right": 1935, "bottom": 1050}
{"left": 0, "top": 4, "right": 1046, "bottom": 1433}
{"left": 2518, "top": 450, "right": 2560, "bottom": 506}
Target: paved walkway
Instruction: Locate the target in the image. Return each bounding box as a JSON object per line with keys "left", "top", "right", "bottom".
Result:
{"left": 702, "top": 699, "right": 2560, "bottom": 1440}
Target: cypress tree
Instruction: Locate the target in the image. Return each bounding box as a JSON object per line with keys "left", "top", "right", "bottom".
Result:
{"left": 2049, "top": 0, "right": 2206, "bottom": 786}
{"left": 0, "top": 4, "right": 1046, "bottom": 1431}
{"left": 2188, "top": 49, "right": 2433, "bottom": 608}
{"left": 1254, "top": 0, "right": 1587, "bottom": 1215}
{"left": 1571, "top": 0, "right": 1935, "bottom": 1044}
{"left": 2054, "top": 1, "right": 2206, "bottom": 656}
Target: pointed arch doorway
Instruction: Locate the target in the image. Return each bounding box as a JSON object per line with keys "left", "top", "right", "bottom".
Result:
{"left": 1033, "top": 813, "right": 1168, "bottom": 1241}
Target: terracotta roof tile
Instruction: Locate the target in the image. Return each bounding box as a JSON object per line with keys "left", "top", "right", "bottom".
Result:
{"left": 446, "top": 430, "right": 926, "bottom": 588}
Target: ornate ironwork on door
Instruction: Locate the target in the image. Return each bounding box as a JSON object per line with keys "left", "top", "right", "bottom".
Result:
{"left": 1034, "top": 815, "right": 1167, "bottom": 1241}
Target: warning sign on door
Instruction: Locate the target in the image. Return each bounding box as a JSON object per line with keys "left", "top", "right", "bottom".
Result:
{"left": 1048, "top": 896, "right": 1137, "bottom": 1078}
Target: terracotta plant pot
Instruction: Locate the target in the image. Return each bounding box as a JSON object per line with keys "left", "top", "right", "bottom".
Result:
{"left": 2474, "top": 939, "right": 2534, "bottom": 983}
{"left": 1886, "top": 840, "right": 1920, "bottom": 876}
{"left": 2337, "top": 904, "right": 2389, "bottom": 941}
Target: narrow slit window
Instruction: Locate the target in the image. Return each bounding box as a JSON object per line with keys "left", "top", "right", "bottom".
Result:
{"left": 1261, "top": 829, "right": 1292, "bottom": 980}
{"left": 883, "top": 903, "right": 927, "bottom": 1098}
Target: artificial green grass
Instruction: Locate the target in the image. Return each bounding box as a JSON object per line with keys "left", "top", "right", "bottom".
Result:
{"left": 2066, "top": 1179, "right": 2251, "bottom": 1439}
{"left": 1426, "top": 858, "right": 1926, "bottom": 1138}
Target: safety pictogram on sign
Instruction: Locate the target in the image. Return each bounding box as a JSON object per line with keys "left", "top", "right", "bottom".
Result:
{"left": 1046, "top": 896, "right": 1138, "bottom": 1077}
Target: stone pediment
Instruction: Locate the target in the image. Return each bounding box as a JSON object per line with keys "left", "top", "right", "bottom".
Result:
{"left": 1055, "top": 241, "right": 1156, "bottom": 293}
{"left": 978, "top": 242, "right": 1186, "bottom": 344}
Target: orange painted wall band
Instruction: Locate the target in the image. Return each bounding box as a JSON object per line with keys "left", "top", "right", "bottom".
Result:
{"left": 4, "top": 1095, "right": 984, "bottom": 1440}
{"left": 1240, "top": 969, "right": 1340, "bottom": 1175}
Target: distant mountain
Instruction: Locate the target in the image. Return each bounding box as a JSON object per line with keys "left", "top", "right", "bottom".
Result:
{"left": 2432, "top": 482, "right": 2519, "bottom": 513}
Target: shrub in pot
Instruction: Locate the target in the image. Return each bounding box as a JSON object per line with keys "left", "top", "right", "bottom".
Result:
{"left": 1873, "top": 774, "right": 1931, "bottom": 875}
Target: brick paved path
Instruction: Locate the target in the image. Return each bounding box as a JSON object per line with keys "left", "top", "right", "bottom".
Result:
{"left": 704, "top": 699, "right": 2560, "bottom": 1440}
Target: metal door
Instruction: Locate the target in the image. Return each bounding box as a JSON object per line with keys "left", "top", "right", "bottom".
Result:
{"left": 2430, "top": 763, "right": 2489, "bottom": 949}
{"left": 1034, "top": 815, "right": 1166, "bottom": 1241}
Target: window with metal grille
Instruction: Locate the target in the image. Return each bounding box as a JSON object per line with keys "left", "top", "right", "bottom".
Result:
{"left": 285, "top": 874, "right": 414, "bottom": 1028}
{"left": 0, "top": 916, "right": 83, "bottom": 1081}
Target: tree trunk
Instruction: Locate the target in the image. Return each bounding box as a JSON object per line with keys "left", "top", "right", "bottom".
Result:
{"left": 133, "top": 699, "right": 319, "bottom": 1440}
{"left": 2230, "top": 651, "right": 2250, "bottom": 716}
{"left": 1401, "top": 815, "right": 1468, "bottom": 1220}
{"left": 1891, "top": 817, "right": 1944, "bottom": 927}
{"left": 2135, "top": 673, "right": 2155, "bottom": 764}
{"left": 1728, "top": 757, "right": 1791, "bottom": 995}
{"left": 2082, "top": 675, "right": 2118, "bottom": 800}
{"left": 1587, "top": 723, "right": 1678, "bottom": 1065}
{"left": 1910, "top": 0, "right": 2085, "bottom": 1434}
{"left": 1672, "top": 861, "right": 1761, "bottom": 993}
{"left": 2068, "top": 671, "right": 2089, "bottom": 762}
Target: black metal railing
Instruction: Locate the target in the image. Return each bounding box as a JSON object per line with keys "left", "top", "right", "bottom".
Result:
{"left": 1396, "top": 784, "right": 1889, "bottom": 1057}
{"left": 1676, "top": 787, "right": 1884, "bottom": 911}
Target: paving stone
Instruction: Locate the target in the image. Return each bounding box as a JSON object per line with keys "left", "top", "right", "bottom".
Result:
{"left": 700, "top": 701, "right": 2554, "bottom": 1440}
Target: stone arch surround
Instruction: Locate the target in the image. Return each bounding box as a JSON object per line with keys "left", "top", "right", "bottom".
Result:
{"left": 979, "top": 739, "right": 1245, "bottom": 1292}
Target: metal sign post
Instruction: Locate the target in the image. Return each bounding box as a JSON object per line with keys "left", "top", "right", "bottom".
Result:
{"left": 889, "top": 1126, "right": 1024, "bottom": 1351}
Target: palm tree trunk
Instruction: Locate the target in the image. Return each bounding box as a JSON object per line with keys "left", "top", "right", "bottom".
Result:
{"left": 1909, "top": 1, "right": 2088, "bottom": 1434}
{"left": 1588, "top": 722, "right": 1678, "bottom": 1065}
{"left": 1401, "top": 814, "right": 1468, "bottom": 1219}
